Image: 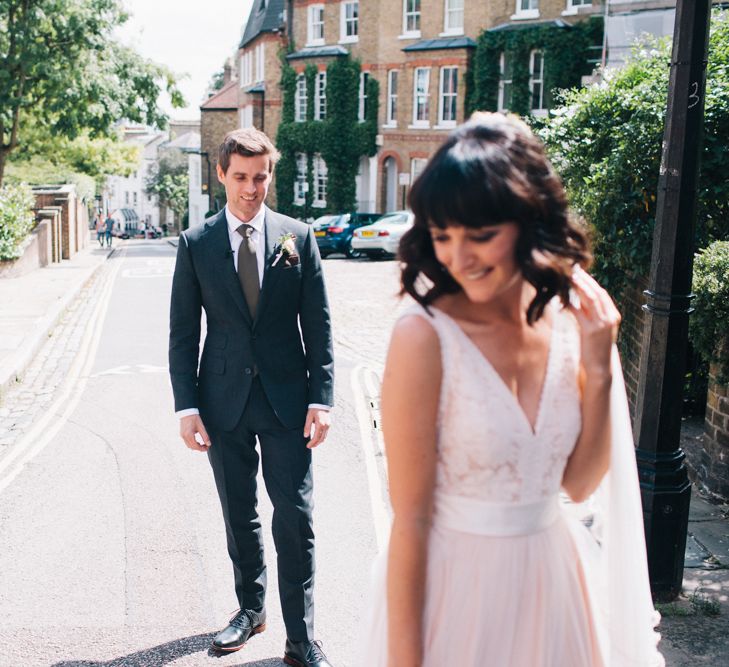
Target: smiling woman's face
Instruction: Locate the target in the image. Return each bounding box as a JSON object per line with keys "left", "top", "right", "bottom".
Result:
{"left": 430, "top": 222, "right": 521, "bottom": 304}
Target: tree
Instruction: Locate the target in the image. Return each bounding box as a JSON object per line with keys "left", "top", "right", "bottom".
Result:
{"left": 7, "top": 114, "right": 140, "bottom": 190}
{"left": 0, "top": 0, "right": 185, "bottom": 186}
{"left": 145, "top": 153, "right": 188, "bottom": 227}
{"left": 207, "top": 67, "right": 226, "bottom": 95}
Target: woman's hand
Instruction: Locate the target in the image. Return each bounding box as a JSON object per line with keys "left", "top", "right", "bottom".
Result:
{"left": 568, "top": 265, "right": 621, "bottom": 377}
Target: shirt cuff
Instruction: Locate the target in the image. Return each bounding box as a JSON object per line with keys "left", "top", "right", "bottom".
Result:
{"left": 308, "top": 403, "right": 331, "bottom": 411}
{"left": 176, "top": 408, "right": 200, "bottom": 418}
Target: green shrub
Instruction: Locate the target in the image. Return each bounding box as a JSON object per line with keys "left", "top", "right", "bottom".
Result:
{"left": 539, "top": 10, "right": 729, "bottom": 300}
{"left": 691, "top": 241, "right": 729, "bottom": 383}
{"left": 0, "top": 183, "right": 36, "bottom": 260}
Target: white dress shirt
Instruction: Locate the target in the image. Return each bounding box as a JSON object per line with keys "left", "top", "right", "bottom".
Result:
{"left": 176, "top": 205, "right": 330, "bottom": 418}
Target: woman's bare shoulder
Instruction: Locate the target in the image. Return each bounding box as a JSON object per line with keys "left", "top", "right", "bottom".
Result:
{"left": 392, "top": 310, "right": 440, "bottom": 349}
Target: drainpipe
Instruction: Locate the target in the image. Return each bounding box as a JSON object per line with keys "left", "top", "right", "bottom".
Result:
{"left": 601, "top": 0, "right": 610, "bottom": 72}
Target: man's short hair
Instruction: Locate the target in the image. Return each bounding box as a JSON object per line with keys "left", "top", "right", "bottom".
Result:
{"left": 218, "top": 127, "right": 281, "bottom": 174}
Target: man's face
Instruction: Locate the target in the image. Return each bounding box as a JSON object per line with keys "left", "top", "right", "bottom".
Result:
{"left": 217, "top": 153, "right": 272, "bottom": 221}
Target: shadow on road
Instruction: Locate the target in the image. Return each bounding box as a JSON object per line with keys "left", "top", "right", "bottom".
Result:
{"left": 48, "top": 631, "right": 284, "bottom": 666}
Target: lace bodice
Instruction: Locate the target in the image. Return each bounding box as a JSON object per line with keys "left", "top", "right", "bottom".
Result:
{"left": 405, "top": 302, "right": 582, "bottom": 505}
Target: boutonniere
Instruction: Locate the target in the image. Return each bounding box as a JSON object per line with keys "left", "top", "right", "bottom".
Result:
{"left": 272, "top": 232, "right": 299, "bottom": 267}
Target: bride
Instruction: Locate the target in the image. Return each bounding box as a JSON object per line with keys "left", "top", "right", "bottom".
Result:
{"left": 359, "top": 113, "right": 663, "bottom": 666}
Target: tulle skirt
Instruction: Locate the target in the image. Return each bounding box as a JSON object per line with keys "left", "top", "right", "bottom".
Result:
{"left": 358, "top": 499, "right": 605, "bottom": 667}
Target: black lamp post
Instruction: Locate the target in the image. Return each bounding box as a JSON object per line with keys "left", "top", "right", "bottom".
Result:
{"left": 633, "top": 0, "right": 712, "bottom": 600}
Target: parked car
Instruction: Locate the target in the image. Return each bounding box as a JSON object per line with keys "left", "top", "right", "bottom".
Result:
{"left": 351, "top": 210, "right": 415, "bottom": 259}
{"left": 313, "top": 212, "right": 382, "bottom": 258}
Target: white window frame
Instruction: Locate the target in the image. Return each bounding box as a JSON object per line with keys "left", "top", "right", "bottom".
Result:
{"left": 385, "top": 70, "right": 399, "bottom": 127}
{"left": 315, "top": 71, "right": 327, "bottom": 121}
{"left": 498, "top": 52, "right": 513, "bottom": 112}
{"left": 294, "top": 153, "right": 307, "bottom": 205}
{"left": 442, "top": 0, "right": 464, "bottom": 35}
{"left": 313, "top": 154, "right": 328, "bottom": 208}
{"left": 512, "top": 0, "right": 539, "bottom": 20}
{"left": 255, "top": 43, "right": 265, "bottom": 83}
{"left": 411, "top": 67, "right": 430, "bottom": 128}
{"left": 295, "top": 73, "right": 307, "bottom": 122}
{"left": 307, "top": 4, "right": 325, "bottom": 46}
{"left": 563, "top": 0, "right": 591, "bottom": 15}
{"left": 358, "top": 71, "right": 370, "bottom": 122}
{"left": 340, "top": 1, "right": 359, "bottom": 44}
{"left": 411, "top": 158, "right": 427, "bottom": 185}
{"left": 401, "top": 0, "right": 421, "bottom": 38}
{"left": 529, "top": 49, "right": 546, "bottom": 115}
{"left": 240, "top": 51, "right": 252, "bottom": 87}
{"left": 437, "top": 66, "right": 458, "bottom": 127}
{"left": 239, "top": 105, "right": 253, "bottom": 128}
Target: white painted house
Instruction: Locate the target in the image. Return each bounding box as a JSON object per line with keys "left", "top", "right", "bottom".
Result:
{"left": 164, "top": 131, "right": 209, "bottom": 228}
{"left": 104, "top": 125, "right": 167, "bottom": 234}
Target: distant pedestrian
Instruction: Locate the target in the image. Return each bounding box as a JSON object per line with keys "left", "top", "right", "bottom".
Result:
{"left": 95, "top": 214, "right": 104, "bottom": 247}
{"left": 104, "top": 214, "right": 114, "bottom": 247}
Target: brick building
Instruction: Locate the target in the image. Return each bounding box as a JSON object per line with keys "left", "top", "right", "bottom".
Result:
{"left": 223, "top": 1, "right": 604, "bottom": 216}
{"left": 200, "top": 78, "right": 239, "bottom": 211}
{"left": 201, "top": 1, "right": 722, "bottom": 217}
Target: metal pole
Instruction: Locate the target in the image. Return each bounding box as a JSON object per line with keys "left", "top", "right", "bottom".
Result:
{"left": 600, "top": 0, "right": 610, "bottom": 71}
{"left": 633, "top": 0, "right": 712, "bottom": 601}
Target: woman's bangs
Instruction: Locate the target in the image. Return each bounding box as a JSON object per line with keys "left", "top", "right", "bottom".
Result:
{"left": 415, "top": 148, "right": 514, "bottom": 230}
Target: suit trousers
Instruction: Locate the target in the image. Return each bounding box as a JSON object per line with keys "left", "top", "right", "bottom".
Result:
{"left": 206, "top": 376, "right": 315, "bottom": 641}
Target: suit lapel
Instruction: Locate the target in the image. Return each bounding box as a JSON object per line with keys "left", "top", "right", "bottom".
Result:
{"left": 207, "top": 211, "right": 253, "bottom": 326}
{"left": 255, "top": 207, "right": 284, "bottom": 324}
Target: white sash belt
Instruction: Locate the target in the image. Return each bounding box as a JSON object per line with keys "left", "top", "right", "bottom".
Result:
{"left": 433, "top": 493, "right": 561, "bottom": 537}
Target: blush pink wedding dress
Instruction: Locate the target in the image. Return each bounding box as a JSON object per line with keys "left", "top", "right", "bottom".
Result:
{"left": 359, "top": 302, "right": 664, "bottom": 667}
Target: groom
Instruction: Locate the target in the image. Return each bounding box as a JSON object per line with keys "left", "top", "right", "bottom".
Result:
{"left": 168, "top": 128, "right": 334, "bottom": 667}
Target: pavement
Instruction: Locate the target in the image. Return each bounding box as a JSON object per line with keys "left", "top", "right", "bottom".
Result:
{"left": 0, "top": 236, "right": 728, "bottom": 665}
{"left": 0, "top": 234, "right": 115, "bottom": 403}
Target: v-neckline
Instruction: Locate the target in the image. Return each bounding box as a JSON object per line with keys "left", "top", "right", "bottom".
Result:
{"left": 433, "top": 305, "right": 558, "bottom": 437}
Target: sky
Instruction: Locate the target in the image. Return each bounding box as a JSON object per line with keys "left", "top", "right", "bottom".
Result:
{"left": 117, "top": 0, "right": 255, "bottom": 121}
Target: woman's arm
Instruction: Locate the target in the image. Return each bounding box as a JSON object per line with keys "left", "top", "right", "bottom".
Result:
{"left": 382, "top": 314, "right": 442, "bottom": 667}
{"left": 562, "top": 267, "right": 622, "bottom": 503}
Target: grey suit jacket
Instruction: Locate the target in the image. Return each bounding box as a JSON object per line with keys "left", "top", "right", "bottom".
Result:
{"left": 168, "top": 206, "right": 334, "bottom": 431}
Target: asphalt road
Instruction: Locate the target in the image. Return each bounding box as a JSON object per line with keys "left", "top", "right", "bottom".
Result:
{"left": 0, "top": 240, "right": 405, "bottom": 667}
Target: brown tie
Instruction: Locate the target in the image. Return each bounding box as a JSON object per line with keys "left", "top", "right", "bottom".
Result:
{"left": 236, "top": 224, "right": 259, "bottom": 317}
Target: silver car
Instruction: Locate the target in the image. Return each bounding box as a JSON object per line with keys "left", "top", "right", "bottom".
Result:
{"left": 351, "top": 210, "right": 414, "bottom": 259}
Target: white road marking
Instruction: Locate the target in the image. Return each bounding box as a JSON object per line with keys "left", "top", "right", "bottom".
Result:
{"left": 121, "top": 266, "right": 174, "bottom": 279}
{"left": 351, "top": 363, "right": 390, "bottom": 551}
{"left": 91, "top": 364, "right": 168, "bottom": 377}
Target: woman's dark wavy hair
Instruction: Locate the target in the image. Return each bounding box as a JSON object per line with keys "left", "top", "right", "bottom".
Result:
{"left": 400, "top": 112, "right": 591, "bottom": 324}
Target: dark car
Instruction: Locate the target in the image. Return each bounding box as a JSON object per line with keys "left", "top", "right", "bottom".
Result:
{"left": 313, "top": 212, "right": 382, "bottom": 259}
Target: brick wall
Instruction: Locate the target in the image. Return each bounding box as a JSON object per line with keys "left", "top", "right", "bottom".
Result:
{"left": 33, "top": 187, "right": 81, "bottom": 260}
{"left": 618, "top": 278, "right": 649, "bottom": 419}
{"left": 0, "top": 220, "right": 51, "bottom": 278}
{"left": 617, "top": 280, "right": 729, "bottom": 502}
{"left": 697, "top": 364, "right": 729, "bottom": 500}
{"left": 200, "top": 109, "right": 238, "bottom": 210}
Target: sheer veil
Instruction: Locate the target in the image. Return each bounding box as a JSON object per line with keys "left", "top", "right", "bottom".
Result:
{"left": 567, "top": 347, "right": 665, "bottom": 666}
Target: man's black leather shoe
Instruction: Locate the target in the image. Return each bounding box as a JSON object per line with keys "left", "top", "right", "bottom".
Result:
{"left": 211, "top": 608, "right": 266, "bottom": 652}
{"left": 283, "top": 639, "right": 333, "bottom": 667}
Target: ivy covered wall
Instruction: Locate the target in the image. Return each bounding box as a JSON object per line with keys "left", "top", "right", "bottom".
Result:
{"left": 276, "top": 55, "right": 378, "bottom": 219}
{"left": 468, "top": 18, "right": 603, "bottom": 116}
